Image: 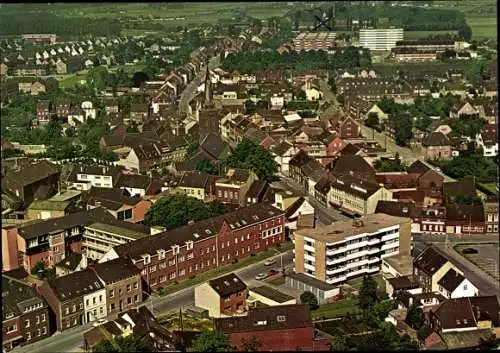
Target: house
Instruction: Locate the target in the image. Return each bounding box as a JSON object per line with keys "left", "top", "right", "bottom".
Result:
{"left": 194, "top": 273, "right": 248, "bottom": 318}
{"left": 443, "top": 179, "right": 477, "bottom": 204}
{"left": 55, "top": 59, "right": 67, "bottom": 74}
{"left": 289, "top": 150, "right": 325, "bottom": 195}
{"left": 1, "top": 160, "right": 61, "bottom": 210}
{"left": 429, "top": 296, "right": 499, "bottom": 334}
{"left": 329, "top": 154, "right": 377, "bottom": 183}
{"left": 215, "top": 168, "right": 259, "bottom": 206}
{"left": 484, "top": 196, "right": 499, "bottom": 234}
{"left": 196, "top": 133, "right": 232, "bottom": 168}
{"left": 55, "top": 100, "right": 71, "bottom": 118}
{"left": 385, "top": 276, "right": 421, "bottom": 298}
{"left": 26, "top": 200, "right": 71, "bottom": 220}
{"left": 38, "top": 268, "right": 105, "bottom": 332}
{"left": 437, "top": 268, "right": 479, "bottom": 299}
{"left": 215, "top": 304, "right": 330, "bottom": 351}
{"left": 334, "top": 116, "right": 361, "bottom": 139}
{"left": 450, "top": 102, "right": 479, "bottom": 118}
{"left": 178, "top": 171, "right": 218, "bottom": 202}
{"left": 81, "top": 101, "right": 96, "bottom": 120}
{"left": 36, "top": 101, "right": 51, "bottom": 125}
{"left": 55, "top": 252, "right": 87, "bottom": 277}
{"left": 2, "top": 275, "right": 50, "bottom": 351}
{"left": 445, "top": 203, "right": 485, "bottom": 235}
{"left": 104, "top": 99, "right": 119, "bottom": 116}
{"left": 476, "top": 124, "right": 498, "bottom": 157}
{"left": 129, "top": 104, "right": 149, "bottom": 123}
{"left": 421, "top": 132, "right": 452, "bottom": 160}
{"left": 66, "top": 165, "right": 123, "bottom": 190}
{"left": 413, "top": 246, "right": 463, "bottom": 293}
{"left": 272, "top": 141, "right": 299, "bottom": 176}
{"left": 247, "top": 286, "right": 296, "bottom": 307}
{"left": 282, "top": 197, "right": 315, "bottom": 233}
{"left": 245, "top": 180, "right": 269, "bottom": 206}
{"left": 114, "top": 173, "right": 154, "bottom": 198}
{"left": 91, "top": 258, "right": 143, "bottom": 316}
{"left": 98, "top": 203, "right": 285, "bottom": 292}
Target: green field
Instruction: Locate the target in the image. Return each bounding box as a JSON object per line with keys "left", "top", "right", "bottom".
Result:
{"left": 312, "top": 299, "right": 361, "bottom": 319}
{"left": 404, "top": 30, "right": 458, "bottom": 40}
{"left": 58, "top": 72, "right": 88, "bottom": 89}
{"left": 481, "top": 183, "right": 499, "bottom": 195}
{"left": 466, "top": 15, "right": 497, "bottom": 39}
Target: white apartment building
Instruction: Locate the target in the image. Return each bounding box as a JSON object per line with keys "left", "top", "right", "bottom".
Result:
{"left": 83, "top": 287, "right": 107, "bottom": 323}
{"left": 67, "top": 165, "right": 122, "bottom": 190}
{"left": 359, "top": 28, "right": 404, "bottom": 51}
{"left": 294, "top": 214, "right": 412, "bottom": 285}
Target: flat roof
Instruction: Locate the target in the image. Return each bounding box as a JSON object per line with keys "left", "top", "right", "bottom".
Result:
{"left": 382, "top": 253, "right": 413, "bottom": 275}
{"left": 249, "top": 286, "right": 295, "bottom": 303}
{"left": 86, "top": 222, "right": 149, "bottom": 240}
{"left": 49, "top": 190, "right": 82, "bottom": 202}
{"left": 287, "top": 272, "right": 336, "bottom": 291}
{"left": 294, "top": 213, "right": 410, "bottom": 243}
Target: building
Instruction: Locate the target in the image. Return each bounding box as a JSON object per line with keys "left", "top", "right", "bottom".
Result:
{"left": 66, "top": 165, "right": 123, "bottom": 190}
{"left": 215, "top": 304, "right": 330, "bottom": 351}
{"left": 178, "top": 171, "right": 219, "bottom": 202}
{"left": 293, "top": 214, "right": 412, "bottom": 285}
{"left": 194, "top": 273, "right": 248, "bottom": 318}
{"left": 91, "top": 258, "right": 143, "bottom": 316}
{"left": 437, "top": 268, "right": 479, "bottom": 299}
{"left": 38, "top": 268, "right": 105, "bottom": 332}
{"left": 2, "top": 275, "right": 50, "bottom": 351}
{"left": 293, "top": 32, "right": 336, "bottom": 52}
{"left": 26, "top": 200, "right": 71, "bottom": 220}
{"left": 484, "top": 196, "right": 499, "bottom": 233}
{"left": 413, "top": 246, "right": 463, "bottom": 293}
{"left": 55, "top": 252, "right": 87, "bottom": 277}
{"left": 395, "top": 40, "right": 456, "bottom": 53}
{"left": 215, "top": 168, "right": 259, "bottom": 206}
{"left": 247, "top": 286, "right": 296, "bottom": 307}
{"left": 83, "top": 222, "right": 151, "bottom": 261}
{"left": 421, "top": 132, "right": 452, "bottom": 160}
{"left": 99, "top": 203, "right": 285, "bottom": 292}
{"left": 391, "top": 48, "right": 437, "bottom": 62}
{"left": 359, "top": 28, "right": 404, "bottom": 51}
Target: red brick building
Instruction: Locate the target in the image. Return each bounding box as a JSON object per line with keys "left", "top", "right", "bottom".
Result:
{"left": 215, "top": 304, "right": 330, "bottom": 351}
{"left": 100, "top": 203, "right": 285, "bottom": 292}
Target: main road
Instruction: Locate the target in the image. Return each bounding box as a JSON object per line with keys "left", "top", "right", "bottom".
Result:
{"left": 12, "top": 251, "right": 294, "bottom": 353}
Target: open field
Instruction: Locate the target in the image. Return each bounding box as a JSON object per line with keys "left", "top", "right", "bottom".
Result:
{"left": 466, "top": 15, "right": 497, "bottom": 39}
{"left": 404, "top": 30, "right": 458, "bottom": 39}
{"left": 312, "top": 298, "right": 361, "bottom": 319}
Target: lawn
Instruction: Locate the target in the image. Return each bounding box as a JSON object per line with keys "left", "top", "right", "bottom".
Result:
{"left": 466, "top": 15, "right": 497, "bottom": 39}
{"left": 268, "top": 276, "right": 285, "bottom": 286}
{"left": 346, "top": 274, "right": 386, "bottom": 294}
{"left": 480, "top": 183, "right": 499, "bottom": 195}
{"left": 158, "top": 312, "right": 213, "bottom": 331}
{"left": 158, "top": 242, "right": 293, "bottom": 297}
{"left": 311, "top": 298, "right": 361, "bottom": 320}
{"left": 404, "top": 30, "right": 458, "bottom": 39}
{"left": 58, "top": 73, "right": 87, "bottom": 89}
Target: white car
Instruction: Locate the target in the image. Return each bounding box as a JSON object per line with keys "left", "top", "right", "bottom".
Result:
{"left": 264, "top": 258, "right": 277, "bottom": 266}
{"left": 93, "top": 318, "right": 107, "bottom": 327}
{"left": 255, "top": 273, "right": 268, "bottom": 280}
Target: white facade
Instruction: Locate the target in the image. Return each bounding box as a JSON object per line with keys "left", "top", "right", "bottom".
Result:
{"left": 270, "top": 95, "right": 284, "bottom": 109}
{"left": 83, "top": 288, "right": 107, "bottom": 323}
{"left": 274, "top": 145, "right": 299, "bottom": 176}
{"left": 73, "top": 172, "right": 114, "bottom": 189}
{"left": 359, "top": 28, "right": 404, "bottom": 51}
{"left": 438, "top": 278, "right": 478, "bottom": 299}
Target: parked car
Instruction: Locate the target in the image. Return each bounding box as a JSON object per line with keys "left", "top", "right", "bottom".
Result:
{"left": 268, "top": 268, "right": 280, "bottom": 277}
{"left": 462, "top": 248, "right": 478, "bottom": 254}
{"left": 264, "top": 258, "right": 277, "bottom": 266}
{"left": 255, "top": 273, "right": 268, "bottom": 280}
{"left": 93, "top": 318, "right": 107, "bottom": 327}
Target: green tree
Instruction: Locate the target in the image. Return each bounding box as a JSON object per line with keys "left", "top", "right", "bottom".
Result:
{"left": 240, "top": 336, "right": 261, "bottom": 352}
{"left": 244, "top": 99, "right": 257, "bottom": 115}
{"left": 186, "top": 141, "right": 200, "bottom": 158}
{"left": 405, "top": 304, "right": 425, "bottom": 330}
{"left": 359, "top": 275, "right": 378, "bottom": 310}
{"left": 328, "top": 328, "right": 347, "bottom": 350}
{"left": 393, "top": 113, "right": 413, "bottom": 146}
{"left": 31, "top": 261, "right": 46, "bottom": 276}
{"left": 373, "top": 153, "right": 408, "bottom": 172}
{"left": 196, "top": 159, "right": 218, "bottom": 175}
{"left": 300, "top": 291, "right": 319, "bottom": 310}
{"left": 190, "top": 331, "right": 233, "bottom": 352}
{"left": 223, "top": 139, "right": 278, "bottom": 182}
{"left": 458, "top": 24, "right": 472, "bottom": 41}
{"left": 91, "top": 335, "right": 154, "bottom": 353}
{"left": 295, "top": 90, "right": 306, "bottom": 101}
{"left": 417, "top": 325, "right": 432, "bottom": 342}
{"left": 144, "top": 194, "right": 225, "bottom": 229}
{"left": 366, "top": 112, "right": 379, "bottom": 129}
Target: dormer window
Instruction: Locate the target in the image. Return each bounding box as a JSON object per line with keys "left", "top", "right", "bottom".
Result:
{"left": 158, "top": 250, "right": 166, "bottom": 260}
{"left": 142, "top": 254, "right": 151, "bottom": 265}
{"left": 186, "top": 241, "right": 193, "bottom": 250}
{"left": 172, "top": 245, "right": 180, "bottom": 255}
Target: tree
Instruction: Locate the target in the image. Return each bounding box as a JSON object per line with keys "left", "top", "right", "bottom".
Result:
{"left": 366, "top": 112, "right": 379, "bottom": 129}
{"left": 144, "top": 194, "right": 226, "bottom": 229}
{"left": 196, "top": 159, "right": 218, "bottom": 175}
{"left": 300, "top": 291, "right": 319, "bottom": 310}
{"left": 186, "top": 141, "right": 200, "bottom": 158}
{"left": 458, "top": 24, "right": 472, "bottom": 41}
{"left": 393, "top": 113, "right": 413, "bottom": 146}
{"left": 295, "top": 90, "right": 306, "bottom": 101}
{"left": 92, "top": 335, "right": 154, "bottom": 353}
{"left": 132, "top": 71, "right": 149, "bottom": 88}
{"left": 31, "top": 261, "right": 46, "bottom": 276}
{"left": 244, "top": 99, "right": 257, "bottom": 115}
{"left": 373, "top": 153, "right": 408, "bottom": 172}
{"left": 240, "top": 336, "right": 261, "bottom": 352}
{"left": 328, "top": 328, "right": 347, "bottom": 351}
{"left": 126, "top": 121, "right": 139, "bottom": 133}
{"left": 190, "top": 331, "right": 233, "bottom": 352}
{"left": 223, "top": 139, "right": 278, "bottom": 182}
{"left": 405, "top": 304, "right": 425, "bottom": 330}
{"left": 417, "top": 325, "right": 432, "bottom": 342}
{"left": 359, "top": 275, "right": 378, "bottom": 310}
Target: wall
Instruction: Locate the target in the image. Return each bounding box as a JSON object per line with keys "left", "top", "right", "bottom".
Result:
{"left": 398, "top": 221, "right": 412, "bottom": 256}
{"left": 314, "top": 239, "right": 326, "bottom": 282}
{"left": 83, "top": 289, "right": 107, "bottom": 323}
{"left": 105, "top": 275, "right": 142, "bottom": 315}
{"left": 2, "top": 228, "right": 19, "bottom": 272}
{"left": 294, "top": 234, "right": 305, "bottom": 274}
{"left": 194, "top": 283, "right": 220, "bottom": 318}
{"left": 229, "top": 327, "right": 316, "bottom": 351}
{"left": 219, "top": 289, "right": 247, "bottom": 316}
{"left": 21, "top": 306, "right": 50, "bottom": 344}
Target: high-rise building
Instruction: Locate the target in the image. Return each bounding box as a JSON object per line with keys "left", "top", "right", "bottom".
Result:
{"left": 293, "top": 32, "right": 337, "bottom": 52}
{"left": 293, "top": 213, "right": 412, "bottom": 285}
{"left": 359, "top": 28, "right": 404, "bottom": 51}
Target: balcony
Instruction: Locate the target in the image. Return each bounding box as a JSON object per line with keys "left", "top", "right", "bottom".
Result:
{"left": 326, "top": 256, "right": 347, "bottom": 266}
{"left": 326, "top": 247, "right": 346, "bottom": 256}
{"left": 326, "top": 266, "right": 347, "bottom": 275}
{"left": 368, "top": 247, "right": 381, "bottom": 255}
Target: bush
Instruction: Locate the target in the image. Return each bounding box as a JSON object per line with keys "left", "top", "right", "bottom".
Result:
{"left": 300, "top": 291, "right": 319, "bottom": 310}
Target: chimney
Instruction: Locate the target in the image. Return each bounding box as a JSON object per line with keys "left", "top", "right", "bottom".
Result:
{"left": 95, "top": 201, "right": 101, "bottom": 208}
{"left": 188, "top": 220, "right": 195, "bottom": 225}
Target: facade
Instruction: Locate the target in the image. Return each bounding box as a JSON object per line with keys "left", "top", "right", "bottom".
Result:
{"left": 421, "top": 132, "right": 452, "bottom": 160}
{"left": 293, "top": 32, "right": 336, "bottom": 52}
{"left": 437, "top": 268, "right": 479, "bottom": 299}
{"left": 99, "top": 203, "right": 285, "bottom": 292}
{"left": 2, "top": 276, "right": 50, "bottom": 351}
{"left": 215, "top": 304, "right": 330, "bottom": 351}
{"left": 66, "top": 165, "right": 122, "bottom": 190}
{"left": 484, "top": 196, "right": 499, "bottom": 233}
{"left": 293, "top": 214, "right": 412, "bottom": 285}
{"left": 359, "top": 28, "right": 404, "bottom": 51}
{"left": 178, "top": 171, "right": 218, "bottom": 202}
{"left": 215, "top": 168, "right": 259, "bottom": 206}
{"left": 194, "top": 273, "right": 248, "bottom": 318}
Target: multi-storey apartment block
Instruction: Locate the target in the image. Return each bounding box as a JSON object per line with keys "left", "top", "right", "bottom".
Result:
{"left": 359, "top": 28, "right": 404, "bottom": 51}
{"left": 293, "top": 214, "right": 411, "bottom": 285}
{"left": 293, "top": 32, "right": 337, "bottom": 52}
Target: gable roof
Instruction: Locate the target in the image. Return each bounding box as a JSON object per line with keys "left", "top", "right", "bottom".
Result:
{"left": 2, "top": 160, "right": 60, "bottom": 190}
{"left": 272, "top": 140, "right": 294, "bottom": 157}
{"left": 434, "top": 296, "right": 500, "bottom": 330}
{"left": 87, "top": 187, "right": 144, "bottom": 210}
{"left": 438, "top": 268, "right": 466, "bottom": 293}
{"left": 46, "top": 268, "right": 103, "bottom": 301}
{"left": 375, "top": 200, "right": 418, "bottom": 218}
{"left": 92, "top": 257, "right": 141, "bottom": 284}
{"left": 55, "top": 252, "right": 83, "bottom": 271}
{"left": 215, "top": 304, "right": 312, "bottom": 333}
{"left": 445, "top": 203, "right": 484, "bottom": 223}
{"left": 113, "top": 203, "right": 283, "bottom": 260}
{"left": 3, "top": 275, "right": 47, "bottom": 320}
{"left": 422, "top": 131, "right": 451, "bottom": 147}
{"left": 407, "top": 160, "right": 430, "bottom": 175}
{"left": 115, "top": 174, "right": 151, "bottom": 190}
{"left": 329, "top": 155, "right": 376, "bottom": 183}
{"left": 178, "top": 171, "right": 210, "bottom": 189}
{"left": 208, "top": 273, "right": 247, "bottom": 297}
{"left": 329, "top": 173, "right": 382, "bottom": 200}
{"left": 199, "top": 133, "right": 230, "bottom": 160}
{"left": 413, "top": 246, "right": 449, "bottom": 275}
{"left": 246, "top": 180, "right": 268, "bottom": 200}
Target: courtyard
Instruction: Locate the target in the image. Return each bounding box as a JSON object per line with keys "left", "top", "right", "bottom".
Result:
{"left": 454, "top": 243, "right": 499, "bottom": 282}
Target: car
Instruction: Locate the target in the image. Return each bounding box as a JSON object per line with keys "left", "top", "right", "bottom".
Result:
{"left": 462, "top": 248, "right": 478, "bottom": 255}
{"left": 264, "top": 258, "right": 277, "bottom": 266}
{"left": 436, "top": 167, "right": 441, "bottom": 173}
{"left": 93, "top": 318, "right": 107, "bottom": 327}
{"left": 255, "top": 273, "right": 268, "bottom": 280}
{"left": 268, "top": 269, "right": 280, "bottom": 276}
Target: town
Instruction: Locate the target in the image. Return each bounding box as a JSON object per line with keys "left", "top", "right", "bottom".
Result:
{"left": 1, "top": 1, "right": 498, "bottom": 352}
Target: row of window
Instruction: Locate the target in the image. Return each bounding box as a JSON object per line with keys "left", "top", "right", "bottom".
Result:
{"left": 26, "top": 327, "right": 47, "bottom": 340}
{"left": 109, "top": 282, "right": 138, "bottom": 297}
{"left": 25, "top": 314, "right": 46, "bottom": 329}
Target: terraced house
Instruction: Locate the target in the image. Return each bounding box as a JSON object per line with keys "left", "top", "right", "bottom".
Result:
{"left": 99, "top": 203, "right": 285, "bottom": 292}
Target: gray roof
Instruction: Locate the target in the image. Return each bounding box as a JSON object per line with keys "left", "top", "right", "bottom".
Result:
{"left": 2, "top": 160, "right": 60, "bottom": 190}
{"left": 3, "top": 275, "right": 47, "bottom": 320}
{"left": 438, "top": 269, "right": 465, "bottom": 293}
{"left": 249, "top": 285, "right": 295, "bottom": 303}
{"left": 55, "top": 252, "right": 83, "bottom": 271}
{"left": 46, "top": 268, "right": 103, "bottom": 301}
{"left": 92, "top": 257, "right": 141, "bottom": 284}
{"left": 199, "top": 133, "right": 230, "bottom": 160}
{"left": 422, "top": 132, "right": 451, "bottom": 147}
{"left": 208, "top": 273, "right": 247, "bottom": 297}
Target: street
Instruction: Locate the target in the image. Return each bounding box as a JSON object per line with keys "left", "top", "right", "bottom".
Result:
{"left": 12, "top": 251, "right": 294, "bottom": 353}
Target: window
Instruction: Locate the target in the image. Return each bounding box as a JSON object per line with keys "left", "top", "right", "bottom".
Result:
{"left": 149, "top": 265, "right": 157, "bottom": 273}
{"left": 72, "top": 305, "right": 76, "bottom": 313}
{"left": 168, "top": 259, "right": 176, "bottom": 266}
{"left": 25, "top": 319, "right": 30, "bottom": 328}
{"left": 79, "top": 303, "right": 83, "bottom": 310}
{"left": 187, "top": 252, "right": 194, "bottom": 260}
{"left": 110, "top": 290, "right": 115, "bottom": 298}
{"left": 464, "top": 285, "right": 468, "bottom": 290}
{"left": 178, "top": 255, "right": 185, "bottom": 263}
{"left": 110, "top": 303, "right": 115, "bottom": 311}
{"left": 135, "top": 295, "right": 139, "bottom": 302}
{"left": 42, "top": 314, "right": 46, "bottom": 322}
{"left": 277, "top": 315, "right": 286, "bottom": 322}
{"left": 99, "top": 295, "right": 103, "bottom": 303}
{"left": 160, "top": 275, "right": 166, "bottom": 282}
{"left": 86, "top": 299, "right": 90, "bottom": 306}
{"left": 93, "top": 297, "right": 96, "bottom": 305}
{"left": 127, "top": 284, "right": 132, "bottom": 292}
{"left": 36, "top": 316, "right": 40, "bottom": 324}
{"left": 179, "top": 269, "right": 186, "bottom": 276}
{"left": 65, "top": 307, "right": 70, "bottom": 315}
{"left": 169, "top": 272, "right": 176, "bottom": 280}
{"left": 133, "top": 282, "right": 138, "bottom": 289}
{"left": 27, "top": 332, "right": 32, "bottom": 341}
{"left": 127, "top": 297, "right": 132, "bottom": 305}
{"left": 235, "top": 238, "right": 238, "bottom": 244}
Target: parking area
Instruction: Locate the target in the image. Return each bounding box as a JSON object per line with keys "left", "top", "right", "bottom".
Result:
{"left": 454, "top": 243, "right": 499, "bottom": 282}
